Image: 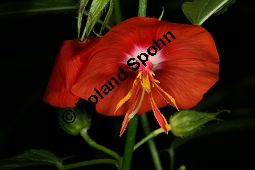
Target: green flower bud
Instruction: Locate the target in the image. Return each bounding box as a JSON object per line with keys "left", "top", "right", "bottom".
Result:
{"left": 59, "top": 107, "right": 91, "bottom": 136}
{"left": 169, "top": 110, "right": 220, "bottom": 137}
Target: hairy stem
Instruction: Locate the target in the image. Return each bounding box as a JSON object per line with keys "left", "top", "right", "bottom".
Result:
{"left": 138, "top": 0, "right": 147, "bottom": 16}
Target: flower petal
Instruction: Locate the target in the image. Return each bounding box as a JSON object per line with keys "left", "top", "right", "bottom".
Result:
{"left": 44, "top": 38, "right": 99, "bottom": 107}
{"left": 73, "top": 65, "right": 135, "bottom": 116}
{"left": 154, "top": 23, "right": 219, "bottom": 109}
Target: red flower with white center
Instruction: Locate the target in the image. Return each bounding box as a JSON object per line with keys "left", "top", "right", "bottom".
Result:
{"left": 72, "top": 17, "right": 219, "bottom": 136}
{"left": 44, "top": 37, "right": 100, "bottom": 107}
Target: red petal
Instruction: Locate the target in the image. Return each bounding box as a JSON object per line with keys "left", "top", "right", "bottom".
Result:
{"left": 137, "top": 22, "right": 219, "bottom": 111}
{"left": 154, "top": 23, "right": 219, "bottom": 109}
{"left": 72, "top": 65, "right": 135, "bottom": 116}
{"left": 44, "top": 38, "right": 99, "bottom": 107}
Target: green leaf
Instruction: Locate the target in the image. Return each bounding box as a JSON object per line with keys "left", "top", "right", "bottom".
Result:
{"left": 77, "top": 0, "right": 90, "bottom": 39}
{"left": 0, "top": 149, "right": 61, "bottom": 170}
{"left": 0, "top": 0, "right": 78, "bottom": 16}
{"left": 84, "top": 0, "right": 110, "bottom": 37}
{"left": 213, "top": 0, "right": 236, "bottom": 15}
{"left": 99, "top": 0, "right": 114, "bottom": 34}
{"left": 182, "top": 0, "right": 235, "bottom": 25}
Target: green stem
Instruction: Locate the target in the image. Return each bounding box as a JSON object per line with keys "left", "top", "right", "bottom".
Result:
{"left": 134, "top": 125, "right": 171, "bottom": 150}
{"left": 138, "top": 0, "right": 147, "bottom": 16}
{"left": 169, "top": 145, "right": 175, "bottom": 170}
{"left": 140, "top": 114, "right": 163, "bottom": 170}
{"left": 114, "top": 0, "right": 122, "bottom": 24}
{"left": 62, "top": 159, "right": 118, "bottom": 170}
{"left": 121, "top": 115, "right": 138, "bottom": 170}
{"left": 80, "top": 128, "right": 121, "bottom": 162}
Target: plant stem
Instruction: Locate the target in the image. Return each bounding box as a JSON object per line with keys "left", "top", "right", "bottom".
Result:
{"left": 114, "top": 0, "right": 122, "bottom": 24}
{"left": 134, "top": 125, "right": 171, "bottom": 150}
{"left": 62, "top": 159, "right": 118, "bottom": 170}
{"left": 121, "top": 115, "right": 138, "bottom": 170}
{"left": 140, "top": 114, "right": 163, "bottom": 170}
{"left": 134, "top": 126, "right": 170, "bottom": 150}
{"left": 80, "top": 128, "right": 121, "bottom": 162}
{"left": 138, "top": 0, "right": 147, "bottom": 16}
{"left": 169, "top": 145, "right": 175, "bottom": 170}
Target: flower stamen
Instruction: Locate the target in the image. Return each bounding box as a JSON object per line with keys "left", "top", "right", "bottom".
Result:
{"left": 117, "top": 69, "right": 178, "bottom": 135}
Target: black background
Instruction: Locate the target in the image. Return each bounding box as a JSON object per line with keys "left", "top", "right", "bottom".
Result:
{"left": 0, "top": 0, "right": 255, "bottom": 170}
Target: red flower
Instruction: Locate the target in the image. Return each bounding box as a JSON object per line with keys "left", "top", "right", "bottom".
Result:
{"left": 71, "top": 17, "right": 219, "bottom": 136}
{"left": 44, "top": 37, "right": 100, "bottom": 107}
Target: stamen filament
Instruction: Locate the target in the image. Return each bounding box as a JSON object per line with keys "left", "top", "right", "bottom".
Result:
{"left": 128, "top": 89, "right": 145, "bottom": 119}
{"left": 116, "top": 69, "right": 178, "bottom": 135}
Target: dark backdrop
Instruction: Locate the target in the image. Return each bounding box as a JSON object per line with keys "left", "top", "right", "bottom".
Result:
{"left": 0, "top": 0, "right": 254, "bottom": 170}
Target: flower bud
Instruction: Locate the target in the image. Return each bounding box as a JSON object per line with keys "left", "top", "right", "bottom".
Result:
{"left": 169, "top": 110, "right": 220, "bottom": 137}
{"left": 59, "top": 107, "right": 91, "bottom": 136}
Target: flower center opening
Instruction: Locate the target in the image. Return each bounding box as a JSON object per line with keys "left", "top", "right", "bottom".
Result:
{"left": 139, "top": 61, "right": 153, "bottom": 73}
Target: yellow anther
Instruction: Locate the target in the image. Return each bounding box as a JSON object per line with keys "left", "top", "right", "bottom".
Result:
{"left": 141, "top": 76, "right": 151, "bottom": 90}
{"left": 153, "top": 79, "right": 160, "bottom": 84}
{"left": 155, "top": 83, "right": 178, "bottom": 109}
{"left": 116, "top": 89, "right": 133, "bottom": 110}
{"left": 137, "top": 72, "right": 142, "bottom": 79}
{"left": 115, "top": 72, "right": 141, "bottom": 111}
{"left": 150, "top": 71, "right": 155, "bottom": 76}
